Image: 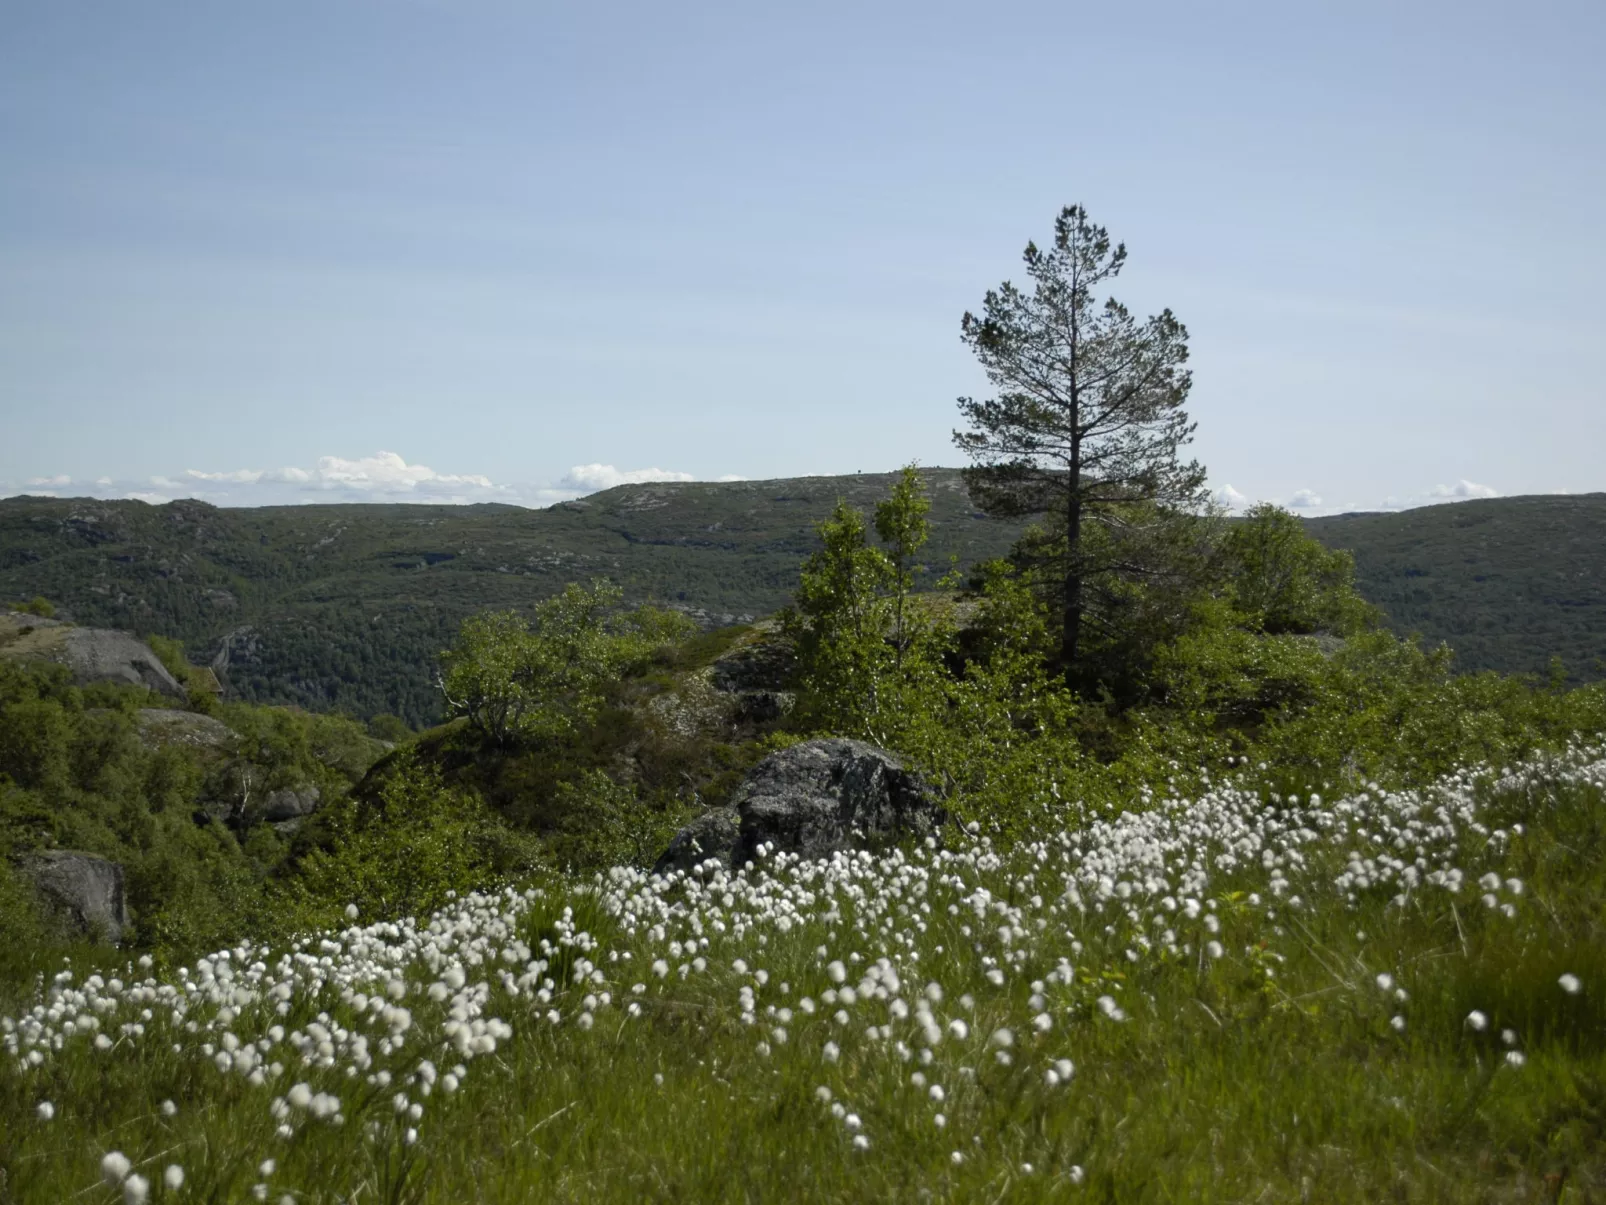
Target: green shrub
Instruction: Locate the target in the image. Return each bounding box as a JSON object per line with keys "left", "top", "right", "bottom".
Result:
{"left": 284, "top": 752, "right": 541, "bottom": 927}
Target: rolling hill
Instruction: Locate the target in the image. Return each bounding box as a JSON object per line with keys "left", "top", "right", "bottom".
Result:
{"left": 1, "top": 475, "right": 1600, "bottom": 724}
{"left": 1304, "top": 493, "right": 1606, "bottom": 683}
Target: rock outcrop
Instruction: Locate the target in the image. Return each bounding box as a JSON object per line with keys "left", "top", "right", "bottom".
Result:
{"left": 655, "top": 738, "right": 945, "bottom": 874}
{"left": 257, "top": 785, "right": 321, "bottom": 824}
{"left": 135, "top": 708, "right": 237, "bottom": 752}
{"left": 708, "top": 630, "right": 796, "bottom": 724}
{"left": 194, "top": 762, "right": 323, "bottom": 833}
{"left": 0, "top": 611, "right": 185, "bottom": 699}
{"left": 21, "top": 851, "right": 129, "bottom": 943}
{"left": 62, "top": 627, "right": 185, "bottom": 697}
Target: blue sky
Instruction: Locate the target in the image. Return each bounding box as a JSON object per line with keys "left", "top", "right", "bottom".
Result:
{"left": 2, "top": 0, "right": 1601, "bottom": 513}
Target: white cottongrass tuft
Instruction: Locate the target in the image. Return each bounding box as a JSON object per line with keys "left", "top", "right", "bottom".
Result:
{"left": 1465, "top": 1010, "right": 1488, "bottom": 1032}
{"left": 164, "top": 1166, "right": 185, "bottom": 1190}
{"left": 102, "top": 1151, "right": 133, "bottom": 1185}
{"left": 1559, "top": 973, "right": 1582, "bottom": 995}
{"left": 123, "top": 1174, "right": 150, "bottom": 1205}
{"left": 35, "top": 1100, "right": 53, "bottom": 1121}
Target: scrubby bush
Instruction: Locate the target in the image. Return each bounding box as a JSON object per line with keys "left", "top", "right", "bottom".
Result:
{"left": 0, "top": 659, "right": 395, "bottom": 960}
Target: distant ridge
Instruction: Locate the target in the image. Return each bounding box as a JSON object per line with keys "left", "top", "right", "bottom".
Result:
{"left": 2, "top": 477, "right": 1600, "bottom": 722}
{"left": 1303, "top": 492, "right": 1606, "bottom": 684}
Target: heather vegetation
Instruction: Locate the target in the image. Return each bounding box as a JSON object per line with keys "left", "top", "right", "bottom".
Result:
{"left": 2, "top": 206, "right": 1604, "bottom": 1200}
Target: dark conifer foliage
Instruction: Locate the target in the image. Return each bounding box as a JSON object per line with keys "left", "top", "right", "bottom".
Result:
{"left": 954, "top": 205, "right": 1209, "bottom": 681}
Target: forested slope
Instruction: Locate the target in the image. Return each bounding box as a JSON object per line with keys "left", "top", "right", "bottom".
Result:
{"left": 2, "top": 479, "right": 1601, "bottom": 724}
{"left": 1306, "top": 493, "right": 1606, "bottom": 682}
{"left": 0, "top": 472, "right": 1020, "bottom": 723}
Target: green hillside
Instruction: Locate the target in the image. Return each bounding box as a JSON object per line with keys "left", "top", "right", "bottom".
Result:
{"left": 1305, "top": 493, "right": 1606, "bottom": 683}
{"left": 2, "top": 479, "right": 1601, "bottom": 725}
{"left": 0, "top": 472, "right": 1022, "bottom": 724}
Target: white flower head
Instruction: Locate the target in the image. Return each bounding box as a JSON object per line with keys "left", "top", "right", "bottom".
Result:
{"left": 1559, "top": 973, "right": 1582, "bottom": 995}
{"left": 102, "top": 1151, "right": 133, "bottom": 1185}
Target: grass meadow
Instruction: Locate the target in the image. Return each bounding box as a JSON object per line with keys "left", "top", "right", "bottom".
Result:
{"left": 4, "top": 744, "right": 1606, "bottom": 1203}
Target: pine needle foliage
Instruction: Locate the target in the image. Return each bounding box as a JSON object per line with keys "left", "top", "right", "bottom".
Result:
{"left": 955, "top": 204, "right": 1209, "bottom": 684}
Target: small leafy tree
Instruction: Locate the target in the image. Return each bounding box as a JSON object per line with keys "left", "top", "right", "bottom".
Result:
{"left": 1219, "top": 504, "right": 1376, "bottom": 635}
{"left": 954, "top": 204, "right": 1209, "bottom": 686}
{"left": 783, "top": 501, "right": 896, "bottom": 733}
{"left": 874, "top": 465, "right": 933, "bottom": 667}
{"left": 438, "top": 581, "right": 690, "bottom": 747}
{"left": 783, "top": 466, "right": 950, "bottom": 737}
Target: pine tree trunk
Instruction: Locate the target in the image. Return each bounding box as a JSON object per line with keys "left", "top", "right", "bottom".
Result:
{"left": 1063, "top": 448, "right": 1083, "bottom": 690}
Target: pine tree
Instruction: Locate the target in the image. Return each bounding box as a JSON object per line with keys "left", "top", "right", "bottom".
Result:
{"left": 954, "top": 204, "right": 1208, "bottom": 685}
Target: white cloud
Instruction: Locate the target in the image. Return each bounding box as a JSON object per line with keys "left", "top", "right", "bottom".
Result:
{"left": 1289, "top": 489, "right": 1323, "bottom": 509}
{"left": 559, "top": 464, "right": 697, "bottom": 492}
{"left": 183, "top": 452, "right": 511, "bottom": 502}
{"left": 187, "top": 468, "right": 265, "bottom": 484}
{"left": 1212, "top": 484, "right": 1248, "bottom": 512}
{"left": 1428, "top": 479, "right": 1499, "bottom": 500}
{"left": 9, "top": 453, "right": 750, "bottom": 508}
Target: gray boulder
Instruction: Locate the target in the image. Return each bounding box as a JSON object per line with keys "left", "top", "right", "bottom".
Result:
{"left": 21, "top": 851, "right": 129, "bottom": 943}
{"left": 257, "top": 784, "right": 321, "bottom": 823}
{"left": 655, "top": 738, "right": 945, "bottom": 874}
{"left": 2, "top": 613, "right": 183, "bottom": 698}
{"left": 59, "top": 627, "right": 185, "bottom": 699}
{"left": 655, "top": 807, "right": 742, "bottom": 873}
{"left": 135, "top": 708, "right": 237, "bottom": 752}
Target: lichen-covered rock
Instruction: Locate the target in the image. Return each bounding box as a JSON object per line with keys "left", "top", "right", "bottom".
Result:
{"left": 710, "top": 636, "right": 794, "bottom": 693}
{"left": 709, "top": 632, "right": 795, "bottom": 726}
{"left": 135, "top": 708, "right": 237, "bottom": 752}
{"left": 21, "top": 851, "right": 129, "bottom": 943}
{"left": 655, "top": 738, "right": 945, "bottom": 874}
